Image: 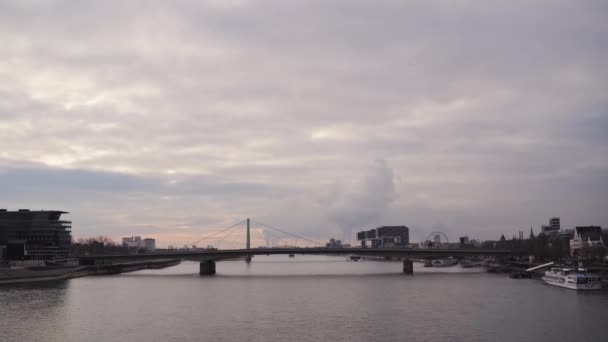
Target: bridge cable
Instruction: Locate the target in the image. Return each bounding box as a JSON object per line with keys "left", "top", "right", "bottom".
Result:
{"left": 214, "top": 223, "right": 245, "bottom": 248}
{"left": 190, "top": 220, "right": 246, "bottom": 247}
{"left": 250, "top": 219, "right": 322, "bottom": 246}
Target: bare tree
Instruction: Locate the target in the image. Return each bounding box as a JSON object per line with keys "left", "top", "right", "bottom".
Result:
{"left": 75, "top": 236, "right": 117, "bottom": 246}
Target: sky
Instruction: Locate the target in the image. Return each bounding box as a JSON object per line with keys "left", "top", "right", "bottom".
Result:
{"left": 1, "top": 0, "right": 607, "bottom": 247}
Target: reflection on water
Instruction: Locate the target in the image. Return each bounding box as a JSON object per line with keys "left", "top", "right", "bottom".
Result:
{"left": 2, "top": 255, "right": 608, "bottom": 342}
{"left": 1, "top": 281, "right": 70, "bottom": 342}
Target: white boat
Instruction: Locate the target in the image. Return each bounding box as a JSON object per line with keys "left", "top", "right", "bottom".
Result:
{"left": 542, "top": 267, "right": 602, "bottom": 290}
{"left": 431, "top": 257, "right": 458, "bottom": 267}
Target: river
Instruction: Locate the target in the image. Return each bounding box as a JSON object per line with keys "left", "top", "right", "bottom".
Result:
{"left": 1, "top": 255, "right": 607, "bottom": 342}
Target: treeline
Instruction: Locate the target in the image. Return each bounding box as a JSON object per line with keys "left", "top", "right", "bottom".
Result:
{"left": 71, "top": 236, "right": 129, "bottom": 256}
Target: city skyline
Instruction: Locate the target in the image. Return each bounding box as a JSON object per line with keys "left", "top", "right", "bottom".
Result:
{"left": 1, "top": 1, "right": 607, "bottom": 246}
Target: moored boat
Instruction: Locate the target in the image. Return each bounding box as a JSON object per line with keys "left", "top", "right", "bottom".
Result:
{"left": 431, "top": 257, "right": 458, "bottom": 267}
{"left": 542, "top": 267, "right": 602, "bottom": 290}
{"left": 460, "top": 256, "right": 484, "bottom": 268}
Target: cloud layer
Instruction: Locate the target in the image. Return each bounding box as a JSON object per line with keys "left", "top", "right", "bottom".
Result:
{"left": 1, "top": 0, "right": 607, "bottom": 245}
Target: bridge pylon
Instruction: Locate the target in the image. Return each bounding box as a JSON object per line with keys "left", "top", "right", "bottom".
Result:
{"left": 246, "top": 218, "right": 250, "bottom": 250}
{"left": 245, "top": 218, "right": 252, "bottom": 263}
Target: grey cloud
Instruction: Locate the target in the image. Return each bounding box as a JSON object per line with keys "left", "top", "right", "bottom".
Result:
{"left": 0, "top": 1, "right": 607, "bottom": 244}
{"left": 0, "top": 164, "right": 149, "bottom": 192}
{"left": 0, "top": 161, "right": 289, "bottom": 239}
{"left": 0, "top": 162, "right": 286, "bottom": 199}
{"left": 328, "top": 159, "right": 398, "bottom": 233}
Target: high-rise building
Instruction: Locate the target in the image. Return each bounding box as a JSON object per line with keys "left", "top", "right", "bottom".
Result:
{"left": 550, "top": 217, "right": 560, "bottom": 231}
{"left": 542, "top": 217, "right": 561, "bottom": 234}
{"left": 0, "top": 209, "right": 72, "bottom": 260}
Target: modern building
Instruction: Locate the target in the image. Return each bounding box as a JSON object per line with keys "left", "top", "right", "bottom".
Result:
{"left": 122, "top": 236, "right": 142, "bottom": 248}
{"left": 570, "top": 226, "right": 605, "bottom": 256}
{"left": 357, "top": 226, "right": 409, "bottom": 248}
{"left": 144, "top": 238, "right": 156, "bottom": 252}
{"left": 542, "top": 217, "right": 561, "bottom": 234}
{"left": 122, "top": 236, "right": 156, "bottom": 252}
{"left": 0, "top": 209, "right": 72, "bottom": 260}
{"left": 324, "top": 238, "right": 350, "bottom": 248}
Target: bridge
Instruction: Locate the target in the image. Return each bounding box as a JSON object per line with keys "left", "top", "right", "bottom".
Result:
{"left": 78, "top": 218, "right": 512, "bottom": 275}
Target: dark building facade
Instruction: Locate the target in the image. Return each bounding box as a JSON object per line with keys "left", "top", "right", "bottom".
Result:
{"left": 357, "top": 225, "right": 409, "bottom": 248}
{"left": 0, "top": 209, "right": 72, "bottom": 260}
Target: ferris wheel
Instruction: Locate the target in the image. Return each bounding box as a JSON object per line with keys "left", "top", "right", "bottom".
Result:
{"left": 424, "top": 231, "right": 450, "bottom": 244}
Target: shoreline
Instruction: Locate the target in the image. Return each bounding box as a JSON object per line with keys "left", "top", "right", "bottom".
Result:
{"left": 0, "top": 259, "right": 181, "bottom": 285}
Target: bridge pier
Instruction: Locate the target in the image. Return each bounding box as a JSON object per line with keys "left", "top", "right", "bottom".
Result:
{"left": 199, "top": 260, "right": 216, "bottom": 275}
{"left": 403, "top": 259, "right": 413, "bottom": 274}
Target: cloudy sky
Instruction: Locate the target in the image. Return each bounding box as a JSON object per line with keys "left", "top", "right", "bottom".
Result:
{"left": 1, "top": 0, "right": 607, "bottom": 247}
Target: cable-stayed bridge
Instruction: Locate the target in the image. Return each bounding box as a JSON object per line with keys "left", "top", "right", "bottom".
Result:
{"left": 79, "top": 218, "right": 512, "bottom": 275}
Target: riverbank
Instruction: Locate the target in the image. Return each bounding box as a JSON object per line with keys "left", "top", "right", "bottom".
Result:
{"left": 0, "top": 259, "right": 181, "bottom": 285}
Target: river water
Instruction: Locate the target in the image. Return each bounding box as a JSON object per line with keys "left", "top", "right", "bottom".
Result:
{"left": 1, "top": 255, "right": 607, "bottom": 342}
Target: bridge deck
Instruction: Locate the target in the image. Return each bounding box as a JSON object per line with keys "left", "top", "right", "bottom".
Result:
{"left": 79, "top": 247, "right": 511, "bottom": 261}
